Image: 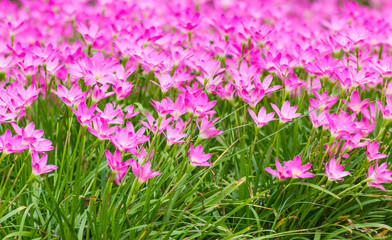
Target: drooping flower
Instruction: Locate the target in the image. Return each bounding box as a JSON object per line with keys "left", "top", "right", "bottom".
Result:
{"left": 366, "top": 161, "right": 392, "bottom": 191}
{"left": 188, "top": 143, "right": 213, "bottom": 167}
{"left": 31, "top": 151, "right": 58, "bottom": 176}
{"left": 325, "top": 158, "right": 350, "bottom": 181}
{"left": 131, "top": 161, "right": 161, "bottom": 183}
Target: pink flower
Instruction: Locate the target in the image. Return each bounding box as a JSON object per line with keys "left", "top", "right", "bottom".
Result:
{"left": 170, "top": 96, "right": 187, "bottom": 120}
{"left": 110, "top": 122, "right": 148, "bottom": 154}
{"left": 271, "top": 101, "right": 302, "bottom": 123}
{"left": 8, "top": 84, "right": 40, "bottom": 108}
{"left": 150, "top": 97, "right": 174, "bottom": 117}
{"left": 164, "top": 126, "right": 187, "bottom": 146}
{"left": 239, "top": 88, "right": 265, "bottom": 108}
{"left": 366, "top": 141, "right": 388, "bottom": 161}
{"left": 52, "top": 84, "right": 88, "bottom": 107}
{"left": 309, "top": 91, "right": 339, "bottom": 111}
{"left": 131, "top": 161, "right": 161, "bottom": 183}
{"left": 105, "top": 149, "right": 133, "bottom": 185}
{"left": 31, "top": 151, "right": 58, "bottom": 176}
{"left": 284, "top": 155, "right": 314, "bottom": 179}
{"left": 366, "top": 161, "right": 392, "bottom": 191}
{"left": 81, "top": 52, "right": 118, "bottom": 85}
{"left": 189, "top": 143, "right": 213, "bottom": 167}
{"left": 308, "top": 109, "right": 329, "bottom": 129}
{"left": 91, "top": 84, "right": 115, "bottom": 103}
{"left": 376, "top": 96, "right": 392, "bottom": 120}
{"left": 184, "top": 92, "right": 216, "bottom": 118}
{"left": 124, "top": 105, "right": 140, "bottom": 119}
{"left": 139, "top": 113, "right": 172, "bottom": 134}
{"left": 212, "top": 83, "right": 235, "bottom": 101}
{"left": 71, "top": 102, "right": 100, "bottom": 126}
{"left": 12, "top": 122, "right": 44, "bottom": 145}
{"left": 345, "top": 90, "right": 369, "bottom": 114}
{"left": 325, "top": 158, "right": 350, "bottom": 181}
{"left": 136, "top": 148, "right": 154, "bottom": 163}
{"left": 265, "top": 158, "right": 292, "bottom": 181}
{"left": 177, "top": 9, "right": 202, "bottom": 31}
{"left": 77, "top": 22, "right": 105, "bottom": 46}
{"left": 0, "top": 129, "right": 29, "bottom": 154}
{"left": 151, "top": 72, "right": 173, "bottom": 93}
{"left": 196, "top": 116, "right": 223, "bottom": 139}
{"left": 97, "top": 102, "right": 124, "bottom": 125}
{"left": 113, "top": 81, "right": 135, "bottom": 100}
{"left": 29, "top": 139, "right": 54, "bottom": 154}
{"left": 87, "top": 117, "right": 120, "bottom": 141}
{"left": 0, "top": 106, "right": 17, "bottom": 124}
{"left": 248, "top": 107, "right": 275, "bottom": 128}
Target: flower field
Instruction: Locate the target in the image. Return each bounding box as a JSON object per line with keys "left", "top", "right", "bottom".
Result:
{"left": 0, "top": 0, "right": 392, "bottom": 239}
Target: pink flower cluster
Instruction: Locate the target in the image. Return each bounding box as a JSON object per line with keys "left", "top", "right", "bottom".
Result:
{"left": 0, "top": 0, "right": 391, "bottom": 192}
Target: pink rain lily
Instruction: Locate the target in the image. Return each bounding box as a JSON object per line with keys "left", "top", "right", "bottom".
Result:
{"left": 0, "top": 129, "right": 29, "bottom": 154}
{"left": 0, "top": 106, "right": 17, "bottom": 124}
{"left": 87, "top": 117, "right": 120, "bottom": 141}
{"left": 248, "top": 107, "right": 275, "bottom": 128}
{"left": 97, "top": 102, "right": 124, "bottom": 125}
{"left": 31, "top": 151, "right": 58, "bottom": 176}
{"left": 271, "top": 101, "right": 302, "bottom": 123}
{"left": 105, "top": 149, "right": 133, "bottom": 185}
{"left": 91, "top": 84, "right": 115, "bottom": 103}
{"left": 113, "top": 81, "right": 135, "bottom": 100}
{"left": 52, "top": 84, "right": 88, "bottom": 107}
{"left": 8, "top": 84, "right": 40, "bottom": 108}
{"left": 124, "top": 105, "right": 140, "bottom": 119}
{"left": 131, "top": 161, "right": 161, "bottom": 183}
{"left": 110, "top": 122, "right": 148, "bottom": 154}
{"left": 12, "top": 122, "right": 44, "bottom": 145}
{"left": 151, "top": 72, "right": 173, "bottom": 93}
{"left": 196, "top": 116, "right": 223, "bottom": 139}
{"left": 345, "top": 90, "right": 369, "bottom": 114}
{"left": 366, "top": 141, "right": 388, "bottom": 161}
{"left": 366, "top": 161, "right": 392, "bottom": 191}
{"left": 184, "top": 92, "right": 216, "bottom": 118}
{"left": 77, "top": 22, "right": 105, "bottom": 46}
{"left": 283, "top": 155, "right": 314, "bottom": 179}
{"left": 265, "top": 158, "right": 292, "bottom": 181}
{"left": 164, "top": 126, "right": 187, "bottom": 146}
{"left": 136, "top": 148, "right": 154, "bottom": 163}
{"left": 376, "top": 96, "right": 392, "bottom": 120}
{"left": 325, "top": 158, "right": 350, "bottom": 181}
{"left": 188, "top": 143, "right": 213, "bottom": 167}
{"left": 139, "top": 112, "right": 172, "bottom": 134}
{"left": 309, "top": 91, "right": 339, "bottom": 111}
{"left": 71, "top": 102, "right": 100, "bottom": 126}
{"left": 150, "top": 97, "right": 174, "bottom": 117}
